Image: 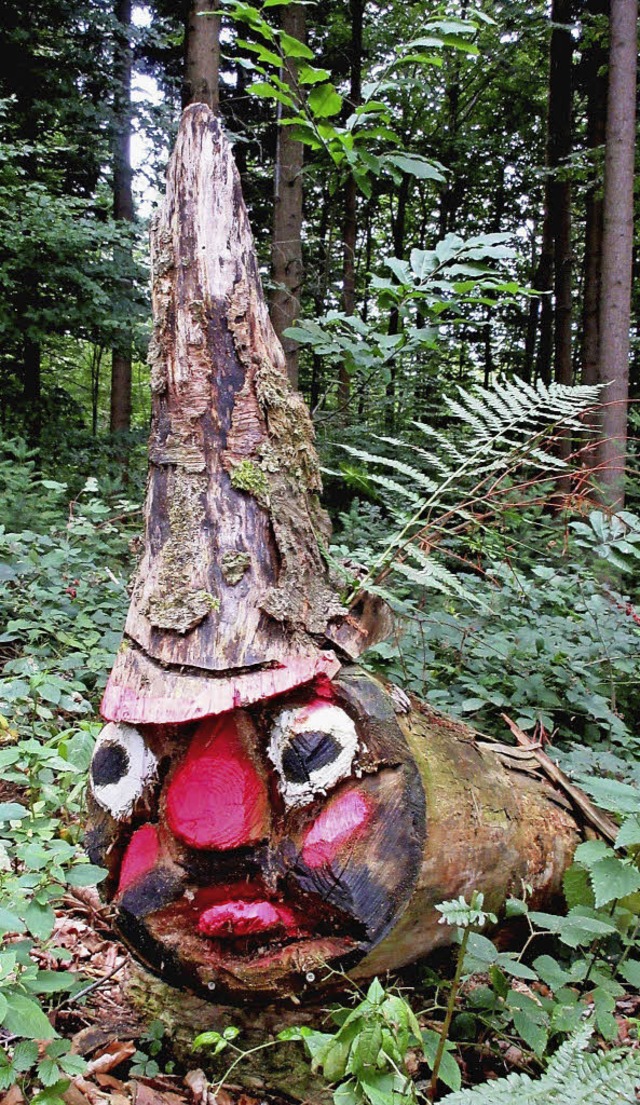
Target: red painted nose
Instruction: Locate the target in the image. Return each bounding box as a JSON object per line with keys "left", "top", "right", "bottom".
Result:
{"left": 166, "top": 715, "right": 270, "bottom": 850}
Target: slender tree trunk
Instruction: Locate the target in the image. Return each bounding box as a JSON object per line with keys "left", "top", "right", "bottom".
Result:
{"left": 338, "top": 0, "right": 364, "bottom": 419}
{"left": 597, "top": 0, "right": 637, "bottom": 507}
{"left": 535, "top": 1, "right": 574, "bottom": 389}
{"left": 534, "top": 213, "right": 554, "bottom": 385}
{"left": 385, "top": 174, "right": 409, "bottom": 431}
{"left": 549, "top": 0, "right": 574, "bottom": 389}
{"left": 183, "top": 0, "right": 220, "bottom": 111}
{"left": 269, "top": 4, "right": 305, "bottom": 389}
{"left": 110, "top": 0, "right": 134, "bottom": 435}
{"left": 581, "top": 0, "right": 608, "bottom": 386}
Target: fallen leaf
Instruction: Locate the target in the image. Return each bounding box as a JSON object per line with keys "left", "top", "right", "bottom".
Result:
{"left": 134, "top": 1083, "right": 188, "bottom": 1104}
{"left": 184, "top": 1069, "right": 208, "bottom": 1103}
{"left": 62, "top": 1085, "right": 92, "bottom": 1105}
{"left": 0, "top": 1087, "right": 25, "bottom": 1105}
{"left": 86, "top": 1039, "right": 136, "bottom": 1075}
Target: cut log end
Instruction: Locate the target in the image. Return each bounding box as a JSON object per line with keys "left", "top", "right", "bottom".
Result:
{"left": 86, "top": 668, "right": 584, "bottom": 1004}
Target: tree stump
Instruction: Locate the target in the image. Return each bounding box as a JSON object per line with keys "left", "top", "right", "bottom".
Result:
{"left": 87, "top": 104, "right": 609, "bottom": 1008}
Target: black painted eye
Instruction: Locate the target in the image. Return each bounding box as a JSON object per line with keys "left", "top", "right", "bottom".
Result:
{"left": 268, "top": 703, "right": 358, "bottom": 808}
{"left": 91, "top": 742, "right": 130, "bottom": 787}
{"left": 281, "top": 731, "right": 342, "bottom": 784}
{"left": 89, "top": 722, "right": 158, "bottom": 821}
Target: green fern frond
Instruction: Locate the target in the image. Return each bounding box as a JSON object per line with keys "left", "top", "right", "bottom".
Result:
{"left": 441, "top": 1025, "right": 640, "bottom": 1104}
{"left": 340, "top": 445, "right": 439, "bottom": 495}
{"left": 339, "top": 379, "right": 602, "bottom": 605}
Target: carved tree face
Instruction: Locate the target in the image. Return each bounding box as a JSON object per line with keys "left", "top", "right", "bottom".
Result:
{"left": 86, "top": 670, "right": 425, "bottom": 1001}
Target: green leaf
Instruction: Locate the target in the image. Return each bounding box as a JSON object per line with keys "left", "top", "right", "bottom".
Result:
{"left": 619, "top": 958, "right": 640, "bottom": 987}
{"left": 576, "top": 776, "right": 640, "bottom": 815}
{"left": 573, "top": 839, "right": 611, "bottom": 866}
{"left": 25, "top": 901, "right": 56, "bottom": 941}
{"left": 563, "top": 864, "right": 594, "bottom": 909}
{"left": 12, "top": 1038, "right": 39, "bottom": 1072}
{"left": 278, "top": 1025, "right": 315, "bottom": 1041}
{"left": 616, "top": 816, "right": 640, "bottom": 848}
{"left": 0, "top": 908, "right": 27, "bottom": 935}
{"left": 298, "top": 64, "right": 332, "bottom": 85}
{"left": 385, "top": 153, "right": 445, "bottom": 181}
{"left": 511, "top": 1010, "right": 548, "bottom": 1057}
{"left": 588, "top": 856, "right": 640, "bottom": 907}
{"left": 0, "top": 802, "right": 29, "bottom": 821}
{"left": 2, "top": 993, "right": 57, "bottom": 1039}
{"left": 32, "top": 1080, "right": 70, "bottom": 1105}
{"left": 278, "top": 31, "right": 314, "bottom": 59}
{"left": 532, "top": 954, "right": 574, "bottom": 991}
{"left": 66, "top": 864, "right": 107, "bottom": 887}
{"left": 307, "top": 84, "right": 343, "bottom": 118}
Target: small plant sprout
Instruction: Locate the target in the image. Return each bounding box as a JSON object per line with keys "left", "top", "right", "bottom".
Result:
{"left": 429, "top": 893, "right": 497, "bottom": 1100}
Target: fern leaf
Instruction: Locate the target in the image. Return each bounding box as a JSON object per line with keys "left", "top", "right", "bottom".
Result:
{"left": 441, "top": 1025, "right": 640, "bottom": 1104}
{"left": 340, "top": 445, "right": 439, "bottom": 495}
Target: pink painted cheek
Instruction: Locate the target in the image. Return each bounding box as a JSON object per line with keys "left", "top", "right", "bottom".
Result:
{"left": 165, "top": 715, "right": 269, "bottom": 850}
{"left": 118, "top": 824, "right": 160, "bottom": 893}
{"left": 301, "top": 788, "right": 372, "bottom": 869}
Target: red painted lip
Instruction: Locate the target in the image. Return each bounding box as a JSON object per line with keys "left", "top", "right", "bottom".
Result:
{"left": 192, "top": 883, "right": 308, "bottom": 941}
{"left": 197, "top": 898, "right": 301, "bottom": 938}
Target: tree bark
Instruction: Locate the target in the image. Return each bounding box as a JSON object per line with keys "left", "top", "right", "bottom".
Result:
{"left": 549, "top": 0, "right": 574, "bottom": 390}
{"left": 183, "top": 0, "right": 220, "bottom": 111}
{"left": 580, "top": 0, "right": 608, "bottom": 387}
{"left": 110, "top": 0, "right": 134, "bottom": 435}
{"left": 269, "top": 4, "right": 305, "bottom": 389}
{"left": 338, "top": 0, "right": 365, "bottom": 419}
{"left": 597, "top": 0, "right": 637, "bottom": 507}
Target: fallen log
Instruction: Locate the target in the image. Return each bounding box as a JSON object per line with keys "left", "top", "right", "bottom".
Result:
{"left": 87, "top": 104, "right": 606, "bottom": 1007}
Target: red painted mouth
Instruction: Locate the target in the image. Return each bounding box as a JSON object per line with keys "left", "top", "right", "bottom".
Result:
{"left": 197, "top": 898, "right": 302, "bottom": 938}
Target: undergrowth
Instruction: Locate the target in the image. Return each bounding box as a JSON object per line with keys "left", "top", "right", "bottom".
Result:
{"left": 0, "top": 397, "right": 639, "bottom": 1103}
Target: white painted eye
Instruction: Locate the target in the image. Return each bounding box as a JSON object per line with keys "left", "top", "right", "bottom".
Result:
{"left": 267, "top": 703, "right": 358, "bottom": 809}
{"left": 89, "top": 722, "right": 158, "bottom": 821}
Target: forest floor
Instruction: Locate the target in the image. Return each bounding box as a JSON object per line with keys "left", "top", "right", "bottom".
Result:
{"left": 2, "top": 888, "right": 640, "bottom": 1105}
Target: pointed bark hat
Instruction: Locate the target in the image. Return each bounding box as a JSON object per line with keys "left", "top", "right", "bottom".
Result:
{"left": 102, "top": 104, "right": 391, "bottom": 726}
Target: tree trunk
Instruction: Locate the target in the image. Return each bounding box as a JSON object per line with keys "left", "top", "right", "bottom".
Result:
{"left": 580, "top": 0, "right": 608, "bottom": 387}
{"left": 87, "top": 107, "right": 611, "bottom": 1010}
{"left": 597, "top": 0, "right": 637, "bottom": 507}
{"left": 269, "top": 4, "right": 305, "bottom": 389}
{"left": 549, "top": 0, "right": 574, "bottom": 390}
{"left": 183, "top": 0, "right": 220, "bottom": 111}
{"left": 338, "top": 0, "right": 365, "bottom": 419}
{"left": 110, "top": 0, "right": 134, "bottom": 435}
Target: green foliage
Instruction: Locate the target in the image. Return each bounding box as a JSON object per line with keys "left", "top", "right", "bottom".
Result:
{"left": 130, "top": 1019, "right": 175, "bottom": 1078}
{"left": 0, "top": 436, "right": 139, "bottom": 1097}
{"left": 441, "top": 1024, "right": 640, "bottom": 1104}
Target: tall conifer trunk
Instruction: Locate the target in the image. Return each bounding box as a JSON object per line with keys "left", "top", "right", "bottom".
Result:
{"left": 580, "top": 0, "right": 608, "bottom": 387}
{"left": 597, "top": 0, "right": 637, "bottom": 507}
{"left": 110, "top": 0, "right": 134, "bottom": 435}
{"left": 183, "top": 0, "right": 220, "bottom": 111}
{"left": 338, "top": 0, "right": 364, "bottom": 418}
{"left": 550, "top": 0, "right": 574, "bottom": 389}
{"left": 270, "top": 4, "right": 305, "bottom": 389}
